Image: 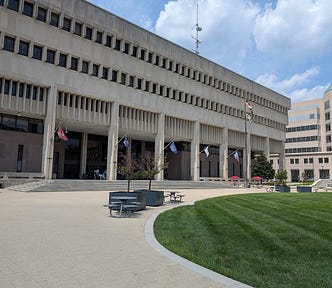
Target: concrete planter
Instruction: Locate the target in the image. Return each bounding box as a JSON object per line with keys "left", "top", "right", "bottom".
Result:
{"left": 297, "top": 186, "right": 312, "bottom": 192}
{"left": 109, "top": 191, "right": 146, "bottom": 211}
{"left": 134, "top": 189, "right": 164, "bottom": 206}
{"left": 275, "top": 185, "right": 291, "bottom": 192}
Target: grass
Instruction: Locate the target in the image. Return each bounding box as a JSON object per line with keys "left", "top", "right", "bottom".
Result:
{"left": 154, "top": 193, "right": 332, "bottom": 288}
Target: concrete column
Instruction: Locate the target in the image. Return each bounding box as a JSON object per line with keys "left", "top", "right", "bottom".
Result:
{"left": 79, "top": 132, "right": 88, "bottom": 179}
{"left": 220, "top": 128, "right": 228, "bottom": 179}
{"left": 191, "top": 121, "right": 200, "bottom": 181}
{"left": 154, "top": 113, "right": 165, "bottom": 180}
{"left": 246, "top": 132, "right": 251, "bottom": 181}
{"left": 264, "top": 137, "right": 270, "bottom": 157}
{"left": 41, "top": 85, "right": 57, "bottom": 179}
{"left": 278, "top": 142, "right": 285, "bottom": 170}
{"left": 107, "top": 102, "right": 119, "bottom": 180}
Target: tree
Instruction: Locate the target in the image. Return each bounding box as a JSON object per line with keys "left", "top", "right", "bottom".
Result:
{"left": 117, "top": 152, "right": 140, "bottom": 192}
{"left": 251, "top": 154, "right": 275, "bottom": 180}
{"left": 139, "top": 151, "right": 168, "bottom": 191}
{"left": 275, "top": 169, "right": 288, "bottom": 186}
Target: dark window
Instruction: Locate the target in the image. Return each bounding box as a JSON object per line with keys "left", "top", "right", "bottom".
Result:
{"left": 18, "top": 40, "right": 29, "bottom": 56}
{"left": 115, "top": 39, "right": 121, "bottom": 50}
{"left": 140, "top": 49, "right": 145, "bottom": 60}
{"left": 105, "top": 35, "right": 112, "bottom": 47}
{"left": 58, "top": 53, "right": 67, "bottom": 67}
{"left": 137, "top": 78, "right": 142, "bottom": 89}
{"left": 70, "top": 57, "right": 78, "bottom": 70}
{"left": 26, "top": 84, "right": 31, "bottom": 98}
{"left": 319, "top": 158, "right": 323, "bottom": 164}
{"left": 95, "top": 31, "right": 102, "bottom": 44}
{"left": 36, "top": 6, "right": 47, "bottom": 22}
{"left": 155, "top": 55, "right": 159, "bottom": 66}
{"left": 81, "top": 61, "right": 89, "bottom": 74}
{"left": 17, "top": 145, "right": 24, "bottom": 172}
{"left": 92, "top": 64, "right": 99, "bottom": 77}
{"left": 3, "top": 36, "right": 15, "bottom": 52}
{"left": 18, "top": 83, "right": 24, "bottom": 97}
{"left": 0, "top": 0, "right": 4, "bottom": 6}
{"left": 129, "top": 76, "right": 134, "bottom": 87}
{"left": 7, "top": 0, "right": 20, "bottom": 11}
{"left": 4, "top": 80, "right": 10, "bottom": 94}
{"left": 39, "top": 88, "right": 44, "bottom": 101}
{"left": 62, "top": 17, "right": 71, "bottom": 32}
{"left": 32, "top": 45, "right": 43, "bottom": 60}
{"left": 11, "top": 81, "right": 17, "bottom": 96}
{"left": 102, "top": 67, "right": 108, "bottom": 79}
{"left": 50, "top": 12, "right": 59, "bottom": 27}
{"left": 124, "top": 43, "right": 129, "bottom": 54}
{"left": 132, "top": 46, "right": 138, "bottom": 57}
{"left": 46, "top": 49, "right": 55, "bottom": 64}
{"left": 23, "top": 1, "right": 34, "bottom": 17}
{"left": 148, "top": 52, "right": 153, "bottom": 63}
{"left": 85, "top": 27, "right": 92, "bottom": 40}
{"left": 2, "top": 114, "right": 16, "bottom": 129}
{"left": 32, "top": 86, "right": 37, "bottom": 99}
{"left": 145, "top": 81, "right": 150, "bottom": 92}
{"left": 120, "top": 73, "right": 126, "bottom": 85}
{"left": 111, "top": 70, "right": 118, "bottom": 82}
{"left": 16, "top": 117, "right": 28, "bottom": 132}
{"left": 74, "top": 22, "right": 82, "bottom": 36}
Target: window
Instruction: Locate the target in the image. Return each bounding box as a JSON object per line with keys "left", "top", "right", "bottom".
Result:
{"left": 11, "top": 81, "right": 17, "bottom": 96}
{"left": 290, "top": 159, "right": 294, "bottom": 164}
{"left": 18, "top": 83, "right": 24, "bottom": 97}
{"left": 7, "top": 0, "right": 20, "bottom": 11}
{"left": 26, "top": 84, "right": 31, "bottom": 98}
{"left": 85, "top": 27, "right": 93, "bottom": 40}
{"left": 325, "top": 112, "right": 330, "bottom": 121}
{"left": 120, "top": 73, "right": 126, "bottom": 85}
{"left": 3, "top": 36, "right": 15, "bottom": 52}
{"left": 145, "top": 81, "right": 150, "bottom": 92}
{"left": 148, "top": 52, "right": 153, "bottom": 63}
{"left": 319, "top": 158, "right": 323, "bottom": 164}
{"left": 74, "top": 22, "right": 82, "bottom": 36}
{"left": 309, "top": 158, "right": 313, "bottom": 164}
{"left": 137, "top": 78, "right": 142, "bottom": 90}
{"left": 23, "top": 1, "right": 34, "bottom": 17}
{"left": 95, "top": 31, "right": 103, "bottom": 44}
{"left": 58, "top": 53, "right": 67, "bottom": 67}
{"left": 36, "top": 6, "right": 47, "bottom": 22}
{"left": 81, "top": 61, "right": 89, "bottom": 74}
{"left": 62, "top": 17, "right": 71, "bottom": 32}
{"left": 18, "top": 40, "right": 29, "bottom": 56}
{"left": 132, "top": 46, "right": 138, "bottom": 57}
{"left": 324, "top": 158, "right": 329, "bottom": 163}
{"left": 92, "top": 64, "right": 99, "bottom": 77}
{"left": 0, "top": 0, "right": 3, "bottom": 5}
{"left": 129, "top": 76, "right": 134, "bottom": 87}
{"left": 105, "top": 35, "right": 112, "bottom": 47}
{"left": 4, "top": 80, "right": 10, "bottom": 94}
{"left": 140, "top": 49, "right": 145, "bottom": 60}
{"left": 111, "top": 70, "right": 118, "bottom": 82}
{"left": 325, "top": 100, "right": 330, "bottom": 110}
{"left": 46, "top": 49, "right": 55, "bottom": 64}
{"left": 304, "top": 158, "right": 308, "bottom": 164}
{"left": 70, "top": 57, "right": 78, "bottom": 70}
{"left": 32, "top": 45, "right": 43, "bottom": 60}
{"left": 50, "top": 12, "right": 59, "bottom": 27}
{"left": 124, "top": 42, "right": 129, "bottom": 54}
{"left": 32, "top": 86, "right": 37, "bottom": 99}
{"left": 115, "top": 39, "right": 121, "bottom": 50}
{"left": 102, "top": 67, "right": 108, "bottom": 80}
{"left": 17, "top": 145, "right": 24, "bottom": 172}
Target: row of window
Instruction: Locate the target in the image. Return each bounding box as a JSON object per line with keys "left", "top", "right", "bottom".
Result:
{"left": 285, "top": 136, "right": 318, "bottom": 143}
{"left": 285, "top": 147, "right": 319, "bottom": 154}
{"left": 290, "top": 157, "right": 329, "bottom": 164}
{"left": 0, "top": 113, "right": 44, "bottom": 133}
{"left": 1, "top": 31, "right": 286, "bottom": 131}
{"left": 0, "top": 77, "right": 46, "bottom": 101}
{"left": 289, "top": 114, "right": 318, "bottom": 122}
{"left": 57, "top": 91, "right": 110, "bottom": 115}
{"left": 0, "top": 0, "right": 288, "bottom": 115}
{"left": 286, "top": 124, "right": 318, "bottom": 133}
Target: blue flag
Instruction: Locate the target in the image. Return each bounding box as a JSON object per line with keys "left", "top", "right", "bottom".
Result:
{"left": 123, "top": 135, "right": 129, "bottom": 148}
{"left": 170, "top": 142, "right": 178, "bottom": 154}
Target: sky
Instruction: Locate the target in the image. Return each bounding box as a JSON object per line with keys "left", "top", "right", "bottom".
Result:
{"left": 88, "top": 0, "right": 332, "bottom": 103}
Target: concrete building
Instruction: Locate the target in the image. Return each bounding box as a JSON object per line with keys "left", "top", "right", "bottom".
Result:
{"left": 271, "top": 85, "right": 332, "bottom": 182}
{"left": 0, "top": 0, "right": 290, "bottom": 182}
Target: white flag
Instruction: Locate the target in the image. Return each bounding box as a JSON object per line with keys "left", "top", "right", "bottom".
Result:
{"left": 204, "top": 146, "right": 209, "bottom": 157}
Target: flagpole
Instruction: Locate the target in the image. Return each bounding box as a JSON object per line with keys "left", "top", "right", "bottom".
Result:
{"left": 244, "top": 99, "right": 248, "bottom": 188}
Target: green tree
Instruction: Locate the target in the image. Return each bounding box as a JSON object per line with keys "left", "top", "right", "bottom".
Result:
{"left": 275, "top": 169, "right": 288, "bottom": 186}
{"left": 251, "top": 154, "right": 275, "bottom": 180}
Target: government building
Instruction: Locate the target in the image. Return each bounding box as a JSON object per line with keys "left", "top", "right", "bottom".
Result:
{"left": 272, "top": 86, "right": 332, "bottom": 182}
{"left": 0, "top": 0, "right": 290, "bottom": 182}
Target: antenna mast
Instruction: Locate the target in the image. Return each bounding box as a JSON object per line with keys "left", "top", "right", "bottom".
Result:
{"left": 192, "top": 2, "right": 202, "bottom": 55}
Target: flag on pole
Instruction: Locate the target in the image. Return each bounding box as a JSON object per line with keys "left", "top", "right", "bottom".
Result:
{"left": 246, "top": 101, "right": 254, "bottom": 122}
{"left": 170, "top": 142, "right": 178, "bottom": 154}
{"left": 246, "top": 101, "right": 252, "bottom": 110}
{"left": 57, "top": 125, "right": 68, "bottom": 141}
{"left": 234, "top": 151, "right": 240, "bottom": 162}
{"left": 204, "top": 146, "right": 209, "bottom": 157}
{"left": 123, "top": 135, "right": 130, "bottom": 148}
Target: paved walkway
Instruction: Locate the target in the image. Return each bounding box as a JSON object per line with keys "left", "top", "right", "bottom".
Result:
{"left": 0, "top": 187, "right": 262, "bottom": 288}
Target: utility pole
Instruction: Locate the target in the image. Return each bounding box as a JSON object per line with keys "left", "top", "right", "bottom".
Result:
{"left": 192, "top": 2, "right": 202, "bottom": 55}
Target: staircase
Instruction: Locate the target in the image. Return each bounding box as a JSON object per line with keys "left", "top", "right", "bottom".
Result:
{"left": 7, "top": 179, "right": 234, "bottom": 192}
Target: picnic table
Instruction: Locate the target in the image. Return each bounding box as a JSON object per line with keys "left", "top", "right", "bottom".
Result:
{"left": 104, "top": 196, "right": 139, "bottom": 217}
{"left": 165, "top": 191, "right": 185, "bottom": 203}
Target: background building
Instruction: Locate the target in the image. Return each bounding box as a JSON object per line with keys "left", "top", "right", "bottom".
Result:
{"left": 0, "top": 0, "right": 290, "bottom": 182}
{"left": 271, "top": 85, "right": 332, "bottom": 182}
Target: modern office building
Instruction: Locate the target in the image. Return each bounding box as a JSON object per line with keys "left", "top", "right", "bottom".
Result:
{"left": 271, "top": 85, "right": 332, "bottom": 182}
{"left": 0, "top": 0, "right": 290, "bottom": 181}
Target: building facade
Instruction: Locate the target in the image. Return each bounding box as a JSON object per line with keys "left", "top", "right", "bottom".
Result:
{"left": 271, "top": 86, "right": 332, "bottom": 182}
{"left": 0, "top": 0, "right": 290, "bottom": 181}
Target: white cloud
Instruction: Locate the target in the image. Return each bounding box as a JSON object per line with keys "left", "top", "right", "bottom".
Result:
{"left": 288, "top": 84, "right": 331, "bottom": 103}
{"left": 254, "top": 0, "right": 332, "bottom": 59}
{"left": 155, "top": 0, "right": 259, "bottom": 63}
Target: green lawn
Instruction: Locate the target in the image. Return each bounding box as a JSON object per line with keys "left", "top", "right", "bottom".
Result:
{"left": 154, "top": 193, "right": 332, "bottom": 288}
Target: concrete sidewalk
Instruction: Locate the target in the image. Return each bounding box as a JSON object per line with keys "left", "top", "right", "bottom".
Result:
{"left": 0, "top": 187, "right": 261, "bottom": 288}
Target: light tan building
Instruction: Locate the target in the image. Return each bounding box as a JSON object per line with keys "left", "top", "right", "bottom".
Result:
{"left": 271, "top": 85, "right": 332, "bottom": 182}
{"left": 0, "top": 0, "right": 290, "bottom": 182}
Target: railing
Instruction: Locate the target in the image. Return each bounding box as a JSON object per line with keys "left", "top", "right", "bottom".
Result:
{"left": 0, "top": 172, "right": 45, "bottom": 179}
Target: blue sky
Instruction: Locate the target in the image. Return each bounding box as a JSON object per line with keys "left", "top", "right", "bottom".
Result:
{"left": 88, "top": 0, "right": 332, "bottom": 103}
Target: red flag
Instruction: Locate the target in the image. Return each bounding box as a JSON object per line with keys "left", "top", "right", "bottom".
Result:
{"left": 57, "top": 126, "right": 68, "bottom": 141}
